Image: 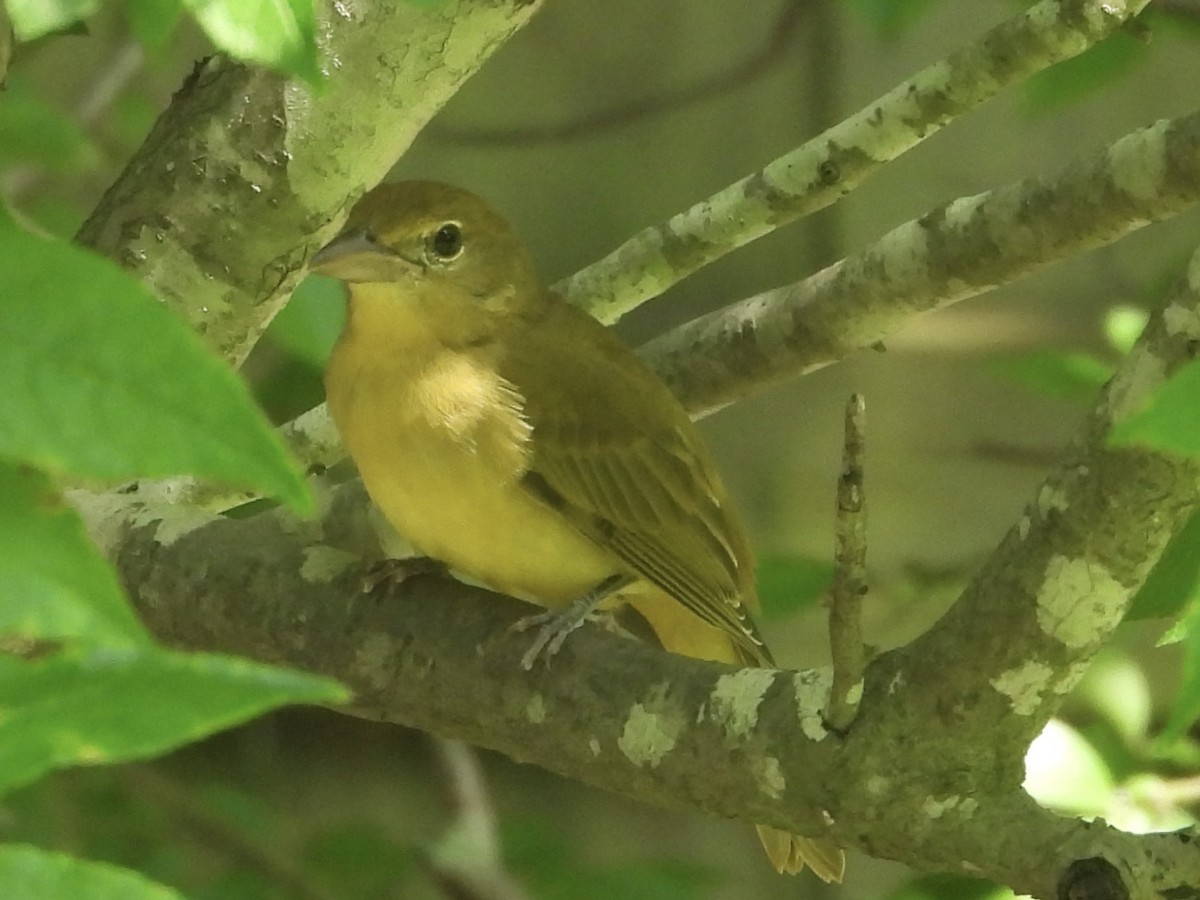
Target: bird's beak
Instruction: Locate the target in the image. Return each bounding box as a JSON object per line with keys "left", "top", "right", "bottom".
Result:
{"left": 309, "top": 229, "right": 417, "bottom": 283}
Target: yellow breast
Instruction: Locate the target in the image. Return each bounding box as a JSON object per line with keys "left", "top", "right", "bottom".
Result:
{"left": 325, "top": 296, "right": 616, "bottom": 605}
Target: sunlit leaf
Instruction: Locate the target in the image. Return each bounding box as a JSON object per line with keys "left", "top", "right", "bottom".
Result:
{"left": 0, "top": 204, "right": 311, "bottom": 514}
{"left": 0, "top": 462, "right": 147, "bottom": 646}
{"left": 0, "top": 844, "right": 185, "bottom": 900}
{"left": 5, "top": 0, "right": 99, "bottom": 40}
{"left": 0, "top": 647, "right": 346, "bottom": 796}
{"left": 181, "top": 0, "right": 319, "bottom": 84}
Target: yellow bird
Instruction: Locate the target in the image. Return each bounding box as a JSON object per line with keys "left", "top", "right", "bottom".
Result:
{"left": 311, "top": 181, "right": 844, "bottom": 882}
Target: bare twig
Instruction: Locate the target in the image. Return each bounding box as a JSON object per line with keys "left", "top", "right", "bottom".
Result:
{"left": 825, "top": 394, "right": 867, "bottom": 732}
{"left": 426, "top": 739, "right": 532, "bottom": 900}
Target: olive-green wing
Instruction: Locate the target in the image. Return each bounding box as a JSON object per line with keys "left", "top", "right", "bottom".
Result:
{"left": 501, "top": 302, "right": 770, "bottom": 665}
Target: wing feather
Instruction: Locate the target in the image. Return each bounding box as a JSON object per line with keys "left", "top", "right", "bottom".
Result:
{"left": 501, "top": 302, "right": 770, "bottom": 665}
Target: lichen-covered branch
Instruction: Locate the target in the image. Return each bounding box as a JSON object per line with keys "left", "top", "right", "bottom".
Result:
{"left": 76, "top": 0, "right": 544, "bottom": 367}
{"left": 644, "top": 109, "right": 1200, "bottom": 416}
{"left": 556, "top": 0, "right": 1152, "bottom": 325}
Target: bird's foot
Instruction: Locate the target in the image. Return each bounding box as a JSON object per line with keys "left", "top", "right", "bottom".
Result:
{"left": 360, "top": 556, "right": 448, "bottom": 594}
{"left": 509, "top": 572, "right": 634, "bottom": 670}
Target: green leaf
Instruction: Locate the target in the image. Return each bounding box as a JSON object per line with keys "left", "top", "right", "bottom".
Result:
{"left": 756, "top": 556, "right": 832, "bottom": 620}
{"left": 0, "top": 462, "right": 147, "bottom": 647}
{"left": 1126, "top": 510, "right": 1200, "bottom": 621}
{"left": 988, "top": 351, "right": 1112, "bottom": 401}
{"left": 1110, "top": 359, "right": 1200, "bottom": 457}
{"left": 0, "top": 844, "right": 185, "bottom": 900}
{"left": 0, "top": 646, "right": 347, "bottom": 796}
{"left": 181, "top": 0, "right": 319, "bottom": 84}
{"left": 0, "top": 205, "right": 311, "bottom": 514}
{"left": 5, "top": 0, "right": 99, "bottom": 40}
{"left": 1159, "top": 599, "right": 1200, "bottom": 743}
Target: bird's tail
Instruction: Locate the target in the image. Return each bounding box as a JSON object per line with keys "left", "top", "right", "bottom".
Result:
{"left": 756, "top": 825, "right": 846, "bottom": 883}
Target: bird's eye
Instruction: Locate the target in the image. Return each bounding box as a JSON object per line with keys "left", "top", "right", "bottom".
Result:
{"left": 428, "top": 222, "right": 463, "bottom": 262}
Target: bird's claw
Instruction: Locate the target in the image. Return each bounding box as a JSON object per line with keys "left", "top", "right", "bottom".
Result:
{"left": 360, "top": 556, "right": 447, "bottom": 593}
{"left": 509, "top": 610, "right": 586, "bottom": 670}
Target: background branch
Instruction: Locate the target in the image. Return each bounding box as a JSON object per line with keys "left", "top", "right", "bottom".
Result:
{"left": 644, "top": 108, "right": 1200, "bottom": 415}
{"left": 556, "top": 0, "right": 1151, "bottom": 325}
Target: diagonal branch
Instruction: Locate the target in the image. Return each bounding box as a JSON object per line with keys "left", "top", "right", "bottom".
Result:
{"left": 556, "top": 0, "right": 1153, "bottom": 324}
{"left": 644, "top": 108, "right": 1200, "bottom": 415}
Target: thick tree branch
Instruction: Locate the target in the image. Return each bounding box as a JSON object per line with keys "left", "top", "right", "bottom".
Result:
{"left": 75, "top": 0, "right": 544, "bottom": 366}
{"left": 93, "top": 238, "right": 1200, "bottom": 897}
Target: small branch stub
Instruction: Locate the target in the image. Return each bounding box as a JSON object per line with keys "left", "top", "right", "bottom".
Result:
{"left": 826, "top": 393, "right": 868, "bottom": 732}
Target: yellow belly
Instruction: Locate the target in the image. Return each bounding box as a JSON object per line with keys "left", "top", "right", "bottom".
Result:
{"left": 327, "top": 339, "right": 617, "bottom": 607}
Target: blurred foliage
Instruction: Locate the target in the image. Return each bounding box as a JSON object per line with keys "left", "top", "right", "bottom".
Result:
{"left": 843, "top": 0, "right": 941, "bottom": 40}
{"left": 756, "top": 555, "right": 833, "bottom": 620}
{"left": 883, "top": 872, "right": 1015, "bottom": 900}
{"left": 504, "top": 817, "right": 723, "bottom": 900}
{"left": 1021, "top": 27, "right": 1150, "bottom": 114}
{"left": 0, "top": 75, "right": 99, "bottom": 173}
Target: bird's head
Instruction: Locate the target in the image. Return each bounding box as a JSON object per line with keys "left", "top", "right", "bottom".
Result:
{"left": 310, "top": 181, "right": 543, "bottom": 314}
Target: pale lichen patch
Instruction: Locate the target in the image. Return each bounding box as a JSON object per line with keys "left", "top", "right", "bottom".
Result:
{"left": 525, "top": 694, "right": 546, "bottom": 724}
{"left": 137, "top": 505, "right": 215, "bottom": 547}
{"left": 1109, "top": 118, "right": 1168, "bottom": 201}
{"left": 618, "top": 682, "right": 684, "bottom": 768}
{"left": 709, "top": 667, "right": 777, "bottom": 739}
{"left": 991, "top": 660, "right": 1055, "bottom": 715}
{"left": 353, "top": 633, "right": 394, "bottom": 692}
{"left": 792, "top": 669, "right": 832, "bottom": 742}
{"left": 866, "top": 775, "right": 890, "bottom": 797}
{"left": 588, "top": 737, "right": 601, "bottom": 756}
{"left": 1107, "top": 346, "right": 1167, "bottom": 424}
{"left": 922, "top": 794, "right": 973, "bottom": 819}
{"left": 756, "top": 756, "right": 786, "bottom": 800}
{"left": 300, "top": 545, "right": 358, "bottom": 582}
{"left": 1163, "top": 300, "right": 1200, "bottom": 339}
{"left": 1036, "top": 556, "right": 1125, "bottom": 649}
{"left": 1036, "top": 483, "right": 1069, "bottom": 517}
